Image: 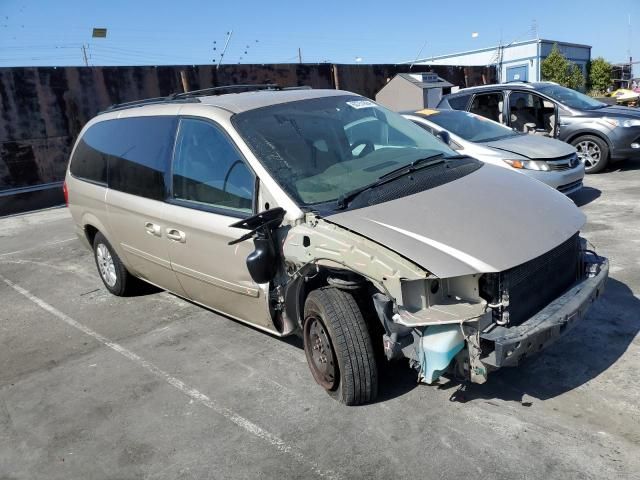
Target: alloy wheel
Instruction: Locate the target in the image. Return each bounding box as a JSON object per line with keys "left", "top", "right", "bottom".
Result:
{"left": 96, "top": 243, "right": 117, "bottom": 287}
{"left": 576, "top": 140, "right": 601, "bottom": 170}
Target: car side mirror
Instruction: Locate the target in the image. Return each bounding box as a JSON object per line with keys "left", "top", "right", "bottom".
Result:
{"left": 228, "top": 207, "right": 286, "bottom": 284}
{"left": 438, "top": 130, "right": 451, "bottom": 145}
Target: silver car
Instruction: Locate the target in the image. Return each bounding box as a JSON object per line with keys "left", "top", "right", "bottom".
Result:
{"left": 404, "top": 109, "right": 585, "bottom": 195}
{"left": 65, "top": 86, "right": 608, "bottom": 405}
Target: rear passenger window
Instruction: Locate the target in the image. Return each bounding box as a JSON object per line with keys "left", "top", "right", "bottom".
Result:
{"left": 70, "top": 116, "right": 176, "bottom": 200}
{"left": 447, "top": 94, "right": 471, "bottom": 110}
{"left": 172, "top": 118, "right": 254, "bottom": 214}
{"left": 108, "top": 117, "right": 177, "bottom": 200}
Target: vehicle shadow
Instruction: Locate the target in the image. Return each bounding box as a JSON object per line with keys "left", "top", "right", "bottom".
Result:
{"left": 609, "top": 158, "right": 640, "bottom": 172}
{"left": 126, "top": 279, "right": 163, "bottom": 296}
{"left": 571, "top": 186, "right": 601, "bottom": 207}
{"left": 447, "top": 277, "right": 639, "bottom": 405}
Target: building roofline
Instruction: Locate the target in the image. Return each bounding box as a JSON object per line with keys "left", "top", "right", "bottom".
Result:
{"left": 410, "top": 38, "right": 591, "bottom": 64}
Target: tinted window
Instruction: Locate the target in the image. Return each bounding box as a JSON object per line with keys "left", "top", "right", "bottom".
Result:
{"left": 172, "top": 118, "right": 254, "bottom": 214}
{"left": 108, "top": 116, "right": 177, "bottom": 200}
{"left": 447, "top": 94, "right": 471, "bottom": 110}
{"left": 69, "top": 122, "right": 110, "bottom": 184}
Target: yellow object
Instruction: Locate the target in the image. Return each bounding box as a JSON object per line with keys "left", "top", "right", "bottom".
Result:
{"left": 415, "top": 108, "right": 439, "bottom": 116}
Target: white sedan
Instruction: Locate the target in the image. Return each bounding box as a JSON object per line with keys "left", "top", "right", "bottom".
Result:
{"left": 403, "top": 109, "right": 585, "bottom": 195}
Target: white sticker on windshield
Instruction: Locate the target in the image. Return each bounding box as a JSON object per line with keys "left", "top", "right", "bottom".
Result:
{"left": 346, "top": 100, "right": 376, "bottom": 109}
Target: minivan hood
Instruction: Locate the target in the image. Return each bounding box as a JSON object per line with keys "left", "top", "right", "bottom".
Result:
{"left": 326, "top": 164, "right": 585, "bottom": 278}
{"left": 483, "top": 134, "right": 576, "bottom": 160}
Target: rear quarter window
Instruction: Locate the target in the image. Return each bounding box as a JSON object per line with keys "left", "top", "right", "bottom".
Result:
{"left": 70, "top": 116, "right": 177, "bottom": 200}
{"left": 69, "top": 124, "right": 109, "bottom": 184}
{"left": 446, "top": 94, "right": 472, "bottom": 110}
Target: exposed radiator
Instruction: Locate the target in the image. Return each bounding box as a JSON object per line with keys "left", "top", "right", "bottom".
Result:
{"left": 480, "top": 233, "right": 580, "bottom": 326}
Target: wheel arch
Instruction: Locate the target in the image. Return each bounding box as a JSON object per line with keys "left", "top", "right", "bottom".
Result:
{"left": 284, "top": 266, "right": 381, "bottom": 332}
{"left": 565, "top": 130, "right": 613, "bottom": 154}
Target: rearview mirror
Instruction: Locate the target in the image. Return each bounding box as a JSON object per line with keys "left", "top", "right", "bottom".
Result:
{"left": 438, "top": 130, "right": 451, "bottom": 145}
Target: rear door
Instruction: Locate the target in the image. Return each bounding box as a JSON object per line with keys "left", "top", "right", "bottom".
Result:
{"left": 104, "top": 115, "right": 186, "bottom": 295}
{"left": 162, "top": 117, "right": 274, "bottom": 331}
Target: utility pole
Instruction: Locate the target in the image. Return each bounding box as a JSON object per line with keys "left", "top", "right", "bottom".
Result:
{"left": 81, "top": 44, "right": 89, "bottom": 67}
{"left": 298, "top": 47, "right": 302, "bottom": 64}
{"left": 217, "top": 30, "right": 233, "bottom": 70}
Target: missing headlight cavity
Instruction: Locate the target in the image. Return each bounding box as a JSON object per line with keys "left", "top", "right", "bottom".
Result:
{"left": 303, "top": 235, "right": 310, "bottom": 247}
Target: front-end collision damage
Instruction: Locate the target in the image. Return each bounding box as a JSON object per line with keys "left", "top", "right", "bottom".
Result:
{"left": 279, "top": 214, "right": 493, "bottom": 384}
{"left": 263, "top": 212, "right": 608, "bottom": 387}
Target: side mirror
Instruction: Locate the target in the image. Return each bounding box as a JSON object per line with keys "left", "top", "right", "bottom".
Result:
{"left": 437, "top": 130, "right": 451, "bottom": 145}
{"left": 228, "top": 207, "right": 286, "bottom": 284}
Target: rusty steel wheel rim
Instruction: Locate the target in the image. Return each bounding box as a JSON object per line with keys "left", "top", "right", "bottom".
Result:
{"left": 304, "top": 315, "right": 338, "bottom": 390}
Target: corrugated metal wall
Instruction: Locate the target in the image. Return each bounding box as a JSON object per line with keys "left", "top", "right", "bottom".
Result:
{"left": 0, "top": 62, "right": 494, "bottom": 214}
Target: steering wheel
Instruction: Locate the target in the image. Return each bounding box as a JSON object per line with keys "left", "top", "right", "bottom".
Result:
{"left": 350, "top": 139, "right": 375, "bottom": 158}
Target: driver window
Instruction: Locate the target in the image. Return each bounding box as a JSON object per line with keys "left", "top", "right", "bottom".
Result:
{"left": 172, "top": 118, "right": 254, "bottom": 213}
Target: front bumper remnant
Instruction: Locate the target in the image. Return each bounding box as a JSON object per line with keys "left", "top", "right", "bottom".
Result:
{"left": 479, "top": 258, "right": 609, "bottom": 368}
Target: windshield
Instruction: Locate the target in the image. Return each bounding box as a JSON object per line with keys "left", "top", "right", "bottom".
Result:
{"left": 421, "top": 110, "right": 520, "bottom": 142}
{"left": 233, "top": 95, "right": 458, "bottom": 205}
{"left": 537, "top": 84, "right": 607, "bottom": 110}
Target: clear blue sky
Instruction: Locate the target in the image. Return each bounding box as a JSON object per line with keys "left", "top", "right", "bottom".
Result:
{"left": 1, "top": 0, "right": 638, "bottom": 74}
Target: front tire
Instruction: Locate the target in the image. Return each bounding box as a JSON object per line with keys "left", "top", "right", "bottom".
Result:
{"left": 572, "top": 135, "right": 609, "bottom": 173}
{"left": 93, "top": 232, "right": 137, "bottom": 296}
{"left": 303, "top": 288, "right": 378, "bottom": 405}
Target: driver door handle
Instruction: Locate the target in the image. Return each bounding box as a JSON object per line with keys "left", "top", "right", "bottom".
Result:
{"left": 166, "top": 228, "right": 186, "bottom": 243}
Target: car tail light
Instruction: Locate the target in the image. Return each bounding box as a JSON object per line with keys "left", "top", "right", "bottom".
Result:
{"left": 63, "top": 180, "right": 69, "bottom": 206}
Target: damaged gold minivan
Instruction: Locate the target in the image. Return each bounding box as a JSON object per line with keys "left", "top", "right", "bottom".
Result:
{"left": 65, "top": 85, "right": 609, "bottom": 405}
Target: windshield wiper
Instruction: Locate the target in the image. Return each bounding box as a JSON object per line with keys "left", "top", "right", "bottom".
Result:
{"left": 377, "top": 153, "right": 446, "bottom": 181}
{"left": 335, "top": 153, "right": 456, "bottom": 210}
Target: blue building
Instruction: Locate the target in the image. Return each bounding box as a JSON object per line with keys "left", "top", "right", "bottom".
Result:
{"left": 415, "top": 39, "right": 592, "bottom": 84}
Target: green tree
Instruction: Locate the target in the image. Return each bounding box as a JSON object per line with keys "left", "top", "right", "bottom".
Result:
{"left": 541, "top": 44, "right": 585, "bottom": 90}
{"left": 589, "top": 57, "right": 612, "bottom": 93}
{"left": 567, "top": 63, "right": 585, "bottom": 91}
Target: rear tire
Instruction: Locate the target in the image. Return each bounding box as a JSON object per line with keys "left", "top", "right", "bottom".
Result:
{"left": 93, "top": 232, "right": 137, "bottom": 296}
{"left": 572, "top": 135, "right": 609, "bottom": 173}
{"left": 303, "top": 288, "right": 378, "bottom": 405}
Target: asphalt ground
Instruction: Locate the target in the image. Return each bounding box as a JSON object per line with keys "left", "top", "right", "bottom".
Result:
{"left": 1, "top": 162, "right": 639, "bottom": 479}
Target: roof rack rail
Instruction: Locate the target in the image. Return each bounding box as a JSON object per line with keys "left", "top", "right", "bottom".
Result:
{"left": 101, "top": 83, "right": 312, "bottom": 114}
{"left": 169, "top": 83, "right": 280, "bottom": 99}
{"left": 101, "top": 96, "right": 199, "bottom": 114}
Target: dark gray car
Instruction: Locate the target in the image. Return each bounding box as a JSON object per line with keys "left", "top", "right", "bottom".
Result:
{"left": 438, "top": 82, "right": 640, "bottom": 173}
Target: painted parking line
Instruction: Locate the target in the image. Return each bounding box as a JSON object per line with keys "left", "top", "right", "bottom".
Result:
{"left": 0, "top": 274, "right": 340, "bottom": 480}
{"left": 0, "top": 238, "right": 77, "bottom": 258}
